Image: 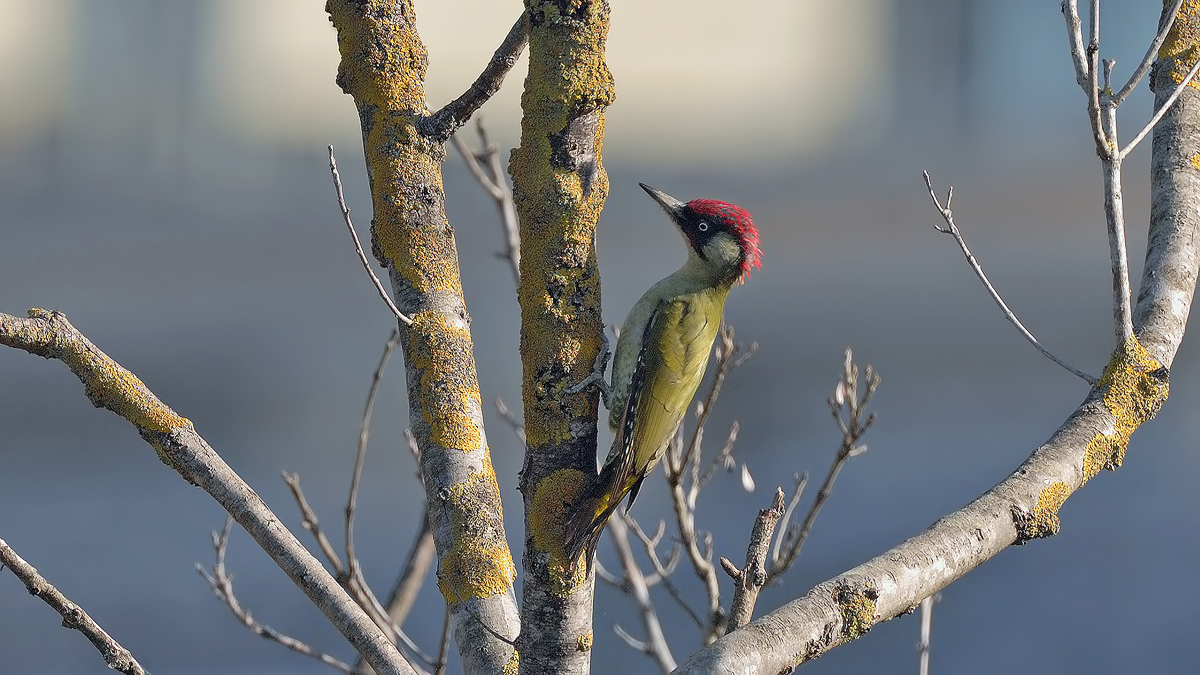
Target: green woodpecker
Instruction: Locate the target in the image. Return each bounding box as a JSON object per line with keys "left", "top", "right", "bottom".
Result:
{"left": 565, "top": 183, "right": 761, "bottom": 565}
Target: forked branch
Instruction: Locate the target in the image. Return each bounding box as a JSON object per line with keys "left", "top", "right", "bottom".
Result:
{"left": 767, "top": 349, "right": 879, "bottom": 584}
{"left": 605, "top": 515, "right": 676, "bottom": 672}
{"left": 453, "top": 121, "right": 521, "bottom": 285}
{"left": 721, "top": 488, "right": 786, "bottom": 633}
{"left": 197, "top": 520, "right": 358, "bottom": 674}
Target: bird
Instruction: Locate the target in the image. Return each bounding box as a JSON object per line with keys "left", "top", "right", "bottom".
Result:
{"left": 564, "top": 182, "right": 762, "bottom": 567}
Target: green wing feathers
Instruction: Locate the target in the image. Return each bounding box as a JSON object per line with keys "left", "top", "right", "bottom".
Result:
{"left": 564, "top": 292, "right": 725, "bottom": 566}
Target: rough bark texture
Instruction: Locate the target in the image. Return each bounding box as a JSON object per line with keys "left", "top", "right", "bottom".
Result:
{"left": 0, "top": 310, "right": 413, "bottom": 675}
{"left": 677, "top": 3, "right": 1198, "bottom": 672}
{"left": 326, "top": 3, "right": 520, "bottom": 672}
{"left": 1138, "top": 0, "right": 1200, "bottom": 367}
{"left": 508, "top": 1, "right": 615, "bottom": 673}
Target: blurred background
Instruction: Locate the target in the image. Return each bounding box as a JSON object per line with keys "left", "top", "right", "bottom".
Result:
{"left": 3, "top": 0, "right": 1199, "bottom": 672}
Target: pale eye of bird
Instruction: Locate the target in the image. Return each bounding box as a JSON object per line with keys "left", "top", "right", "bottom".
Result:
{"left": 698, "top": 221, "right": 709, "bottom": 232}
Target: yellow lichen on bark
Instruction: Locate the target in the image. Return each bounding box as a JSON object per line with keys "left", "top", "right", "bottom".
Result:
{"left": 327, "top": 0, "right": 465, "bottom": 296}
{"left": 436, "top": 455, "right": 518, "bottom": 604}
{"left": 1159, "top": 0, "right": 1200, "bottom": 89}
{"left": 1026, "top": 480, "right": 1071, "bottom": 539}
{"left": 1083, "top": 337, "right": 1169, "bottom": 482}
{"left": 511, "top": 0, "right": 616, "bottom": 447}
{"left": 83, "top": 362, "right": 192, "bottom": 434}
{"left": 833, "top": 582, "right": 878, "bottom": 641}
{"left": 528, "top": 468, "right": 590, "bottom": 592}
{"left": 18, "top": 309, "right": 192, "bottom": 435}
{"left": 326, "top": 0, "right": 429, "bottom": 113}
{"left": 406, "top": 312, "right": 483, "bottom": 450}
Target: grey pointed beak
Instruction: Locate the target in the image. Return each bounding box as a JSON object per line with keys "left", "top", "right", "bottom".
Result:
{"left": 639, "top": 183, "right": 686, "bottom": 217}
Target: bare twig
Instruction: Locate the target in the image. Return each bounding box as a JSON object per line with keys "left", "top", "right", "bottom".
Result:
{"left": 494, "top": 397, "right": 527, "bottom": 444}
{"left": 1114, "top": 0, "right": 1184, "bottom": 104}
{"left": 768, "top": 350, "right": 879, "bottom": 583}
{"left": 341, "top": 330, "right": 440, "bottom": 674}
{"left": 434, "top": 605, "right": 451, "bottom": 675}
{"left": 622, "top": 517, "right": 682, "bottom": 588}
{"left": 613, "top": 624, "right": 652, "bottom": 655}
{"left": 594, "top": 559, "right": 623, "bottom": 587}
{"left": 1120, "top": 53, "right": 1200, "bottom": 159}
{"left": 284, "top": 476, "right": 435, "bottom": 671}
{"left": 381, "top": 506, "right": 435, "bottom": 627}
{"left": 453, "top": 121, "right": 522, "bottom": 285}
{"left": 698, "top": 421, "right": 740, "bottom": 488}
{"left": 620, "top": 518, "right": 703, "bottom": 632}
{"left": 346, "top": 328, "right": 403, "bottom": 611}
{"left": 197, "top": 519, "right": 355, "bottom": 673}
{"left": 1062, "top": 1, "right": 1090, "bottom": 87}
{"left": 607, "top": 515, "right": 677, "bottom": 672}
{"left": 284, "top": 472, "right": 346, "bottom": 574}
{"left": 917, "top": 594, "right": 937, "bottom": 675}
{"left": 770, "top": 473, "right": 808, "bottom": 565}
{"left": 0, "top": 538, "right": 147, "bottom": 675}
{"left": 1062, "top": 1, "right": 1111, "bottom": 156}
{"left": 1087, "top": 0, "right": 1109, "bottom": 155}
{"left": 922, "top": 172, "right": 1098, "bottom": 384}
{"left": 424, "top": 16, "right": 528, "bottom": 142}
{"left": 721, "top": 488, "right": 786, "bottom": 633}
{"left": 328, "top": 145, "right": 413, "bottom": 327}
{"left": 453, "top": 133, "right": 504, "bottom": 201}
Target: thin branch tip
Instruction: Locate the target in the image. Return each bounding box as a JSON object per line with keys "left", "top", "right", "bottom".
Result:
{"left": 922, "top": 174, "right": 1098, "bottom": 384}
{"left": 327, "top": 145, "right": 413, "bottom": 327}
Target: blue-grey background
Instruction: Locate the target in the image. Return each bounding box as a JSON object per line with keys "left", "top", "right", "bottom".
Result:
{"left": 3, "top": 1, "right": 1199, "bottom": 672}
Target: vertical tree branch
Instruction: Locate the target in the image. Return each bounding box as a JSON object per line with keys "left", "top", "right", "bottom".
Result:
{"left": 1104, "top": 147, "right": 1135, "bottom": 345}
{"left": 508, "top": 1, "right": 615, "bottom": 672}
{"left": 326, "top": 3, "right": 521, "bottom": 672}
{"left": 917, "top": 595, "right": 935, "bottom": 675}
{"left": 1136, "top": 0, "right": 1200, "bottom": 365}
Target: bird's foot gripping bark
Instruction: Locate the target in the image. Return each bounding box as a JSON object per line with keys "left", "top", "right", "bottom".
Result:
{"left": 566, "top": 331, "right": 612, "bottom": 408}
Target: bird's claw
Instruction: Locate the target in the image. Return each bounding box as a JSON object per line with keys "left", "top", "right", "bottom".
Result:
{"left": 567, "top": 331, "right": 612, "bottom": 408}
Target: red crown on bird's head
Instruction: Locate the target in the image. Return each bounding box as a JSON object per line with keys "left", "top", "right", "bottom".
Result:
{"left": 687, "top": 199, "right": 762, "bottom": 282}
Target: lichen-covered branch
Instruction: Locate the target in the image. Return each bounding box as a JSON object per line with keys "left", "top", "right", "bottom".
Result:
{"left": 677, "top": 4, "right": 1197, "bottom": 671}
{"left": 325, "top": 2, "right": 521, "bottom": 671}
{"left": 507, "top": 1, "right": 615, "bottom": 672}
{"left": 425, "top": 16, "right": 528, "bottom": 142}
{"left": 0, "top": 309, "right": 411, "bottom": 675}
